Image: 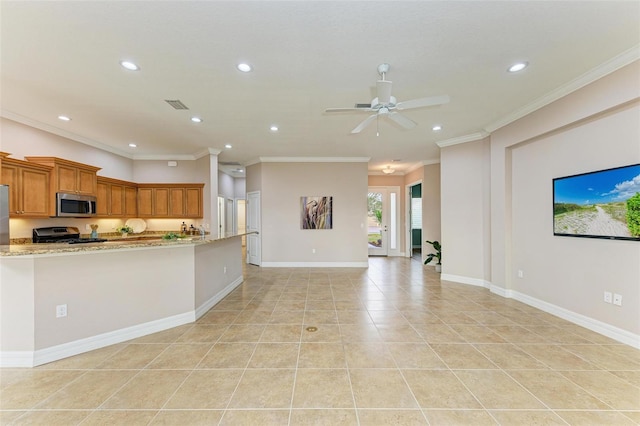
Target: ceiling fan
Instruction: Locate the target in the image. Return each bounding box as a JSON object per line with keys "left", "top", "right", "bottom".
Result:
{"left": 325, "top": 63, "right": 450, "bottom": 134}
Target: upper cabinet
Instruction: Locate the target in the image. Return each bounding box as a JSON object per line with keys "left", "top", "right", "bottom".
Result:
{"left": 96, "top": 176, "right": 138, "bottom": 218}
{"left": 0, "top": 154, "right": 52, "bottom": 217}
{"left": 137, "top": 184, "right": 204, "bottom": 218}
{"left": 25, "top": 157, "right": 101, "bottom": 196}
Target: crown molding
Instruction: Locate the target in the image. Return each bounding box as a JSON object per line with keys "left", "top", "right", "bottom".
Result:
{"left": 194, "top": 147, "right": 222, "bottom": 158}
{"left": 437, "top": 132, "right": 489, "bottom": 148}
{"left": 1, "top": 110, "right": 133, "bottom": 159}
{"left": 258, "top": 156, "right": 370, "bottom": 163}
{"left": 485, "top": 45, "right": 640, "bottom": 133}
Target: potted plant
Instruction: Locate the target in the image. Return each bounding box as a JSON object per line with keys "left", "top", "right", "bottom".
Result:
{"left": 116, "top": 225, "right": 134, "bottom": 237}
{"left": 424, "top": 240, "right": 442, "bottom": 272}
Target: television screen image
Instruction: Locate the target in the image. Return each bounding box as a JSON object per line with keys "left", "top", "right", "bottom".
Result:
{"left": 553, "top": 164, "right": 640, "bottom": 241}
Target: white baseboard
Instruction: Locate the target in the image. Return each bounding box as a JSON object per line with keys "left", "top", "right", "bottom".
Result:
{"left": 509, "top": 289, "right": 640, "bottom": 349}
{"left": 442, "top": 274, "right": 639, "bottom": 349}
{"left": 262, "top": 262, "right": 369, "bottom": 268}
{"left": 441, "top": 273, "right": 491, "bottom": 288}
{"left": 0, "top": 311, "right": 196, "bottom": 368}
{"left": 195, "top": 275, "right": 244, "bottom": 319}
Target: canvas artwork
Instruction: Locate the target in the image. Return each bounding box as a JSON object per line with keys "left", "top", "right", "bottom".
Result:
{"left": 301, "top": 196, "right": 333, "bottom": 229}
{"left": 553, "top": 163, "right": 640, "bottom": 241}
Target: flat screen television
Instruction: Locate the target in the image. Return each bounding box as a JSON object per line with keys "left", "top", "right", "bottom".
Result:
{"left": 553, "top": 163, "right": 640, "bottom": 241}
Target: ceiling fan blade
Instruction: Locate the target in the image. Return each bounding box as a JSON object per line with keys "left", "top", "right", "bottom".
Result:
{"left": 376, "top": 80, "right": 392, "bottom": 104}
{"left": 387, "top": 112, "right": 417, "bottom": 129}
{"left": 396, "top": 94, "right": 450, "bottom": 110}
{"left": 351, "top": 114, "right": 377, "bottom": 134}
{"left": 325, "top": 107, "right": 373, "bottom": 113}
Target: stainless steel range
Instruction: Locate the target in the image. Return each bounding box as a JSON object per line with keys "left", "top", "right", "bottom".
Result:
{"left": 32, "top": 227, "right": 107, "bottom": 244}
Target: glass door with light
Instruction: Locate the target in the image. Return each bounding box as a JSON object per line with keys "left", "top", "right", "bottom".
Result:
{"left": 367, "top": 187, "right": 399, "bottom": 256}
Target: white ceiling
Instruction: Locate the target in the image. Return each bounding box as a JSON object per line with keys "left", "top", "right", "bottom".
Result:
{"left": 1, "top": 1, "right": 639, "bottom": 176}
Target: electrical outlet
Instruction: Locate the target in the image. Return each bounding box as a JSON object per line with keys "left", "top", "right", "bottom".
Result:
{"left": 312, "top": 248, "right": 316, "bottom": 254}
{"left": 85, "top": 224, "right": 91, "bottom": 230}
{"left": 517, "top": 270, "right": 524, "bottom": 278}
{"left": 604, "top": 291, "right": 612, "bottom": 304}
{"left": 56, "top": 304, "right": 67, "bottom": 318}
{"left": 613, "top": 293, "right": 622, "bottom": 306}
{"left": 223, "top": 266, "right": 227, "bottom": 274}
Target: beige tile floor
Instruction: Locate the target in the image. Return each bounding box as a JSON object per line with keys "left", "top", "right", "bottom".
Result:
{"left": 1, "top": 256, "right": 639, "bottom": 425}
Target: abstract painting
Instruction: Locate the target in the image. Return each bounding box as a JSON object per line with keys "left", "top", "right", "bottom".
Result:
{"left": 301, "top": 196, "right": 333, "bottom": 229}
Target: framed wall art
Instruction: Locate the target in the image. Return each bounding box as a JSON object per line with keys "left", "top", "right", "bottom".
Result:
{"left": 301, "top": 196, "right": 333, "bottom": 230}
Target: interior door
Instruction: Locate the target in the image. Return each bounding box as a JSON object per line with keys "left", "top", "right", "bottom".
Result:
{"left": 226, "top": 198, "right": 234, "bottom": 235}
{"left": 368, "top": 187, "right": 399, "bottom": 256}
{"left": 217, "top": 196, "right": 225, "bottom": 237}
{"left": 246, "top": 191, "right": 261, "bottom": 265}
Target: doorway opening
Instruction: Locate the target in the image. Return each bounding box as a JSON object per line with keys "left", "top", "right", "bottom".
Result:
{"left": 409, "top": 183, "right": 422, "bottom": 261}
{"left": 367, "top": 186, "right": 400, "bottom": 256}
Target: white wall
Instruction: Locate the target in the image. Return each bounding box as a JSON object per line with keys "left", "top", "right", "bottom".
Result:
{"left": 441, "top": 139, "right": 491, "bottom": 283}
{"left": 258, "top": 161, "right": 368, "bottom": 266}
{"left": 218, "top": 171, "right": 235, "bottom": 199}
{"left": 133, "top": 159, "right": 202, "bottom": 182}
{"left": 1, "top": 118, "right": 133, "bottom": 180}
{"left": 441, "top": 61, "right": 640, "bottom": 344}
{"left": 510, "top": 102, "right": 640, "bottom": 334}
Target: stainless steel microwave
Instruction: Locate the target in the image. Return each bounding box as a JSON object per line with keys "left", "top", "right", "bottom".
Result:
{"left": 56, "top": 192, "right": 97, "bottom": 217}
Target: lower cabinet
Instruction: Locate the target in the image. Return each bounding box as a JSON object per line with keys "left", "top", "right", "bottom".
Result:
{"left": 137, "top": 184, "right": 203, "bottom": 218}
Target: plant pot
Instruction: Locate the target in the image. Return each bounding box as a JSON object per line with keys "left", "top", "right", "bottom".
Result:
{"left": 121, "top": 232, "right": 128, "bottom": 238}
{"left": 435, "top": 264, "right": 442, "bottom": 273}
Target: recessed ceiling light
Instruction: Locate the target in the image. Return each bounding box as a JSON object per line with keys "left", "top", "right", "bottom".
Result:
{"left": 225, "top": 144, "right": 232, "bottom": 149}
{"left": 128, "top": 143, "right": 137, "bottom": 148}
{"left": 270, "top": 125, "right": 279, "bottom": 132}
{"left": 191, "top": 117, "right": 202, "bottom": 123}
{"left": 58, "top": 115, "right": 71, "bottom": 121}
{"left": 508, "top": 62, "right": 528, "bottom": 73}
{"left": 120, "top": 60, "right": 140, "bottom": 71}
{"left": 237, "top": 63, "right": 252, "bottom": 72}
{"left": 432, "top": 125, "right": 442, "bottom": 131}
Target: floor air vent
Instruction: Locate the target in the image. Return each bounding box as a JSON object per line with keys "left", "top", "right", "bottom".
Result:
{"left": 164, "top": 99, "right": 189, "bottom": 110}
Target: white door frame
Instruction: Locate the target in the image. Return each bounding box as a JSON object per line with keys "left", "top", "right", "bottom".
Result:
{"left": 368, "top": 186, "right": 401, "bottom": 257}
{"left": 406, "top": 179, "right": 422, "bottom": 259}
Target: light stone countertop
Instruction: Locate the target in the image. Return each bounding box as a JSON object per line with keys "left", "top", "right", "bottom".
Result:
{"left": 0, "top": 232, "right": 252, "bottom": 257}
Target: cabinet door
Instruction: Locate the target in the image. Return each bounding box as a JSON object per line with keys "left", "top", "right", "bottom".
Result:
{"left": 109, "top": 184, "right": 124, "bottom": 216}
{"left": 20, "top": 168, "right": 50, "bottom": 216}
{"left": 124, "top": 186, "right": 137, "bottom": 217}
{"left": 185, "top": 187, "right": 202, "bottom": 217}
{"left": 57, "top": 165, "right": 78, "bottom": 193}
{"left": 154, "top": 188, "right": 170, "bottom": 216}
{"left": 169, "top": 188, "right": 185, "bottom": 217}
{"left": 137, "top": 188, "right": 153, "bottom": 216}
{"left": 1, "top": 164, "right": 19, "bottom": 214}
{"left": 96, "top": 181, "right": 110, "bottom": 216}
{"left": 77, "top": 168, "right": 97, "bottom": 195}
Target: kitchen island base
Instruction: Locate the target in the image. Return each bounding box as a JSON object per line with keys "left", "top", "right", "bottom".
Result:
{"left": 0, "top": 236, "right": 243, "bottom": 367}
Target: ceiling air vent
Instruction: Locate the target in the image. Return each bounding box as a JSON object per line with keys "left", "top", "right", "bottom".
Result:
{"left": 164, "top": 99, "right": 189, "bottom": 110}
{"left": 355, "top": 103, "right": 371, "bottom": 108}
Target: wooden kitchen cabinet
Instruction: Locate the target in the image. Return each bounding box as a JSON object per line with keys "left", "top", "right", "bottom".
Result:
{"left": 0, "top": 156, "right": 52, "bottom": 217}
{"left": 137, "top": 184, "right": 203, "bottom": 218}
{"left": 96, "top": 176, "right": 137, "bottom": 217}
{"left": 25, "top": 157, "right": 101, "bottom": 196}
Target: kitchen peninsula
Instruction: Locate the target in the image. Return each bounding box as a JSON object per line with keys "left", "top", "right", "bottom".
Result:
{"left": 0, "top": 234, "right": 247, "bottom": 367}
